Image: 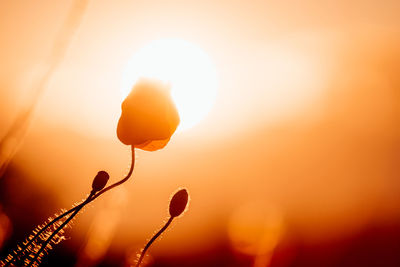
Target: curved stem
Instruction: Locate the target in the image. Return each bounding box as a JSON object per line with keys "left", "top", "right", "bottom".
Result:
{"left": 81, "top": 145, "right": 135, "bottom": 206}
{"left": 7, "top": 146, "right": 135, "bottom": 266}
{"left": 76, "top": 146, "right": 135, "bottom": 211}
{"left": 136, "top": 216, "right": 174, "bottom": 267}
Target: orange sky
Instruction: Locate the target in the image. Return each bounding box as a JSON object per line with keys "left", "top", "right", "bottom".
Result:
{"left": 0, "top": 0, "right": 399, "bottom": 264}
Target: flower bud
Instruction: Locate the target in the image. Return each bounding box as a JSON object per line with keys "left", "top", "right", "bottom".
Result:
{"left": 92, "top": 171, "right": 109, "bottom": 192}
{"left": 169, "top": 189, "right": 189, "bottom": 218}
{"left": 117, "top": 78, "right": 180, "bottom": 151}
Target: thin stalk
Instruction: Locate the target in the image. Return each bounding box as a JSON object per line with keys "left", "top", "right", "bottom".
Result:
{"left": 84, "top": 145, "right": 135, "bottom": 205}
{"left": 5, "top": 193, "right": 94, "bottom": 267}
{"left": 136, "top": 216, "right": 174, "bottom": 267}
{"left": 27, "top": 201, "right": 87, "bottom": 267}
{"left": 6, "top": 146, "right": 135, "bottom": 266}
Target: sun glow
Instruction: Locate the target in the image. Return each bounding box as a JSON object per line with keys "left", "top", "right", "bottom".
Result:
{"left": 122, "top": 39, "right": 218, "bottom": 131}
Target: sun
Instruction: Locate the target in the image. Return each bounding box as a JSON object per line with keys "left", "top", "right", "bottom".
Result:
{"left": 121, "top": 39, "right": 218, "bottom": 131}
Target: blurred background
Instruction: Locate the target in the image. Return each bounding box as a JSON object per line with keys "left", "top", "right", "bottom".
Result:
{"left": 0, "top": 0, "right": 399, "bottom": 266}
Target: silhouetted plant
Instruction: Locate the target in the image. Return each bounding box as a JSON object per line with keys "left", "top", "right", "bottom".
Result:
{"left": 0, "top": 79, "right": 186, "bottom": 267}
{"left": 136, "top": 188, "right": 189, "bottom": 267}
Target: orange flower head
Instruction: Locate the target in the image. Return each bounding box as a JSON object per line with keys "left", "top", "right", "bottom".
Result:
{"left": 117, "top": 79, "right": 180, "bottom": 151}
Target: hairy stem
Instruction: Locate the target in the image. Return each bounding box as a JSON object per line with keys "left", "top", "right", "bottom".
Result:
{"left": 27, "top": 200, "right": 86, "bottom": 267}
{"left": 5, "top": 193, "right": 94, "bottom": 267}
{"left": 5, "top": 146, "right": 135, "bottom": 266}
{"left": 136, "top": 216, "right": 174, "bottom": 267}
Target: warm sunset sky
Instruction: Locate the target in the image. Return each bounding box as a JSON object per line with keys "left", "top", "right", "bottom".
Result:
{"left": 0, "top": 0, "right": 399, "bottom": 266}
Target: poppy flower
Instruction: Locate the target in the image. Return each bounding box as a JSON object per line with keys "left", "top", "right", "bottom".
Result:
{"left": 117, "top": 78, "right": 180, "bottom": 151}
